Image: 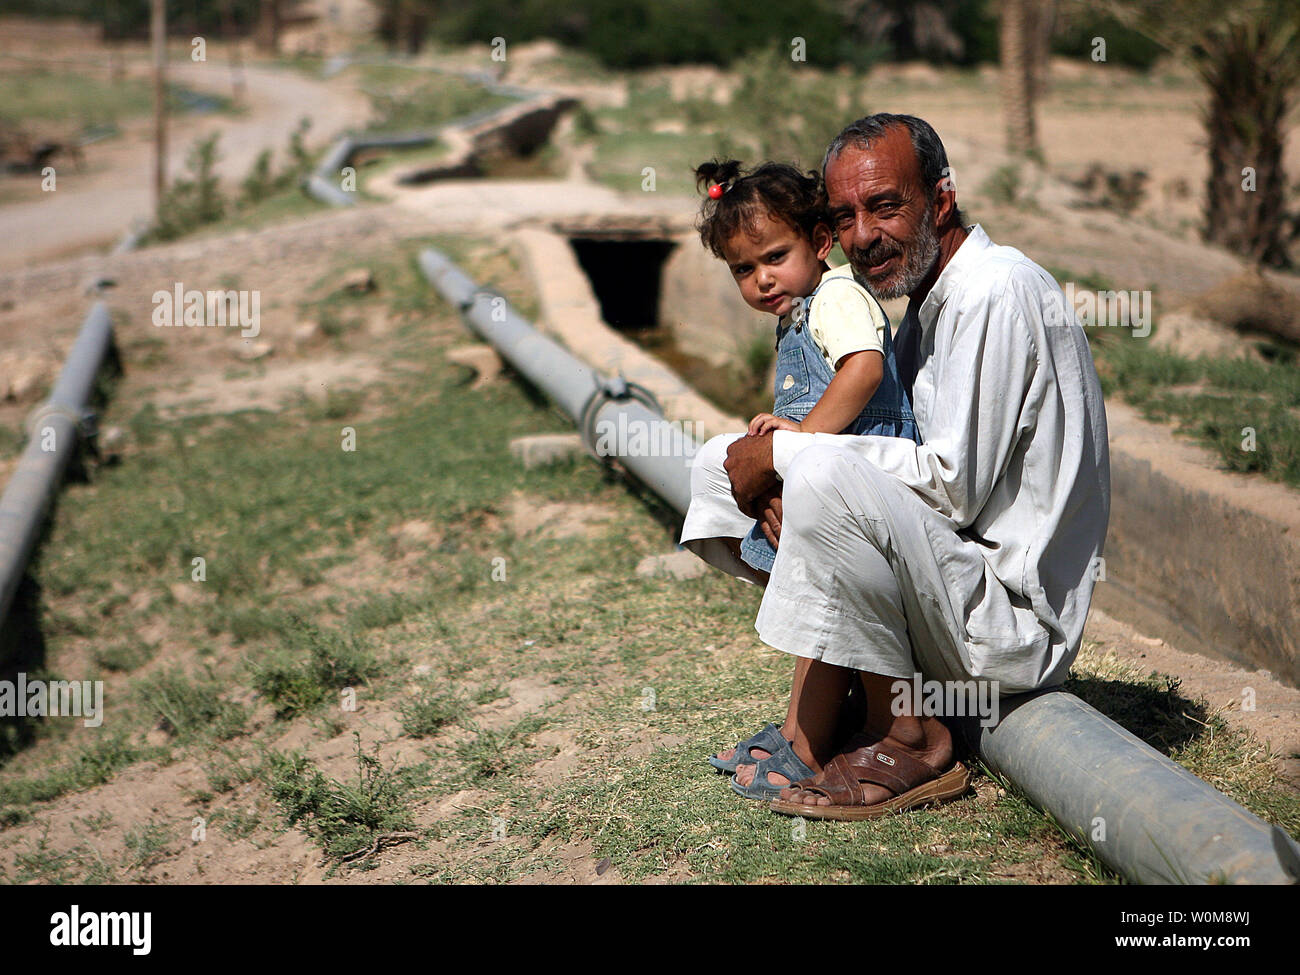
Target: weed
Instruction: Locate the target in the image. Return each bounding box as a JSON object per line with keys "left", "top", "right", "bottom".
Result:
{"left": 399, "top": 686, "right": 464, "bottom": 738}
{"left": 251, "top": 620, "right": 381, "bottom": 718}
{"left": 265, "top": 733, "right": 416, "bottom": 862}
{"left": 135, "top": 668, "right": 248, "bottom": 743}
{"left": 94, "top": 639, "right": 158, "bottom": 673}
{"left": 123, "top": 819, "right": 174, "bottom": 873}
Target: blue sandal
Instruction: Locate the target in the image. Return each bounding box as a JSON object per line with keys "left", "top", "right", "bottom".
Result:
{"left": 729, "top": 738, "right": 816, "bottom": 801}
{"left": 709, "top": 723, "right": 786, "bottom": 774}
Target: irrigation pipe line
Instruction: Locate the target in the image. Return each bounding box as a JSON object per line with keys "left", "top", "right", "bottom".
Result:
{"left": 0, "top": 302, "right": 114, "bottom": 632}
{"left": 304, "top": 57, "right": 565, "bottom": 208}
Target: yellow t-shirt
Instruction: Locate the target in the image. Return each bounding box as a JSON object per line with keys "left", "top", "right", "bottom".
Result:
{"left": 793, "top": 265, "right": 888, "bottom": 371}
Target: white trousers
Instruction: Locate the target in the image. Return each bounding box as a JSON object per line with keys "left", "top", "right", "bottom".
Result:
{"left": 679, "top": 434, "right": 1059, "bottom": 694}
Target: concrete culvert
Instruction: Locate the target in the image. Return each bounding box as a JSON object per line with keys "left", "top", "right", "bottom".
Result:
{"left": 568, "top": 236, "right": 677, "bottom": 330}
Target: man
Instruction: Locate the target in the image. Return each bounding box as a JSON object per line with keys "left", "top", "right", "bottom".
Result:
{"left": 689, "top": 114, "right": 1110, "bottom": 819}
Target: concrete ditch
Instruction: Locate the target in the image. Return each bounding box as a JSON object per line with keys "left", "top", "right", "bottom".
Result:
{"left": 304, "top": 59, "right": 576, "bottom": 206}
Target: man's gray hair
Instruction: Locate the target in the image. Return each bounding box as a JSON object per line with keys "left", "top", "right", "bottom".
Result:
{"left": 823, "top": 113, "right": 965, "bottom": 226}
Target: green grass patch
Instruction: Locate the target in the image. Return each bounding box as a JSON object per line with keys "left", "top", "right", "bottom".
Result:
{"left": 399, "top": 684, "right": 466, "bottom": 738}
{"left": 0, "top": 68, "right": 233, "bottom": 129}
{"left": 134, "top": 668, "right": 248, "bottom": 744}
{"left": 250, "top": 620, "right": 382, "bottom": 719}
{"left": 0, "top": 733, "right": 155, "bottom": 811}
{"left": 1045, "top": 266, "right": 1300, "bottom": 489}
{"left": 362, "top": 72, "right": 514, "bottom": 135}
{"left": 266, "top": 733, "right": 418, "bottom": 865}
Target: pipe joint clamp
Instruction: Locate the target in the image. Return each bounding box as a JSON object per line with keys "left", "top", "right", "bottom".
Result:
{"left": 24, "top": 402, "right": 96, "bottom": 443}
{"left": 578, "top": 375, "right": 662, "bottom": 459}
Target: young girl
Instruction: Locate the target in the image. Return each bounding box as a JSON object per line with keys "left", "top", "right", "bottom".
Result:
{"left": 683, "top": 158, "right": 921, "bottom": 578}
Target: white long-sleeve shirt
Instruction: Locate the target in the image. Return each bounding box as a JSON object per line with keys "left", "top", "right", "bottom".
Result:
{"left": 771, "top": 225, "right": 1111, "bottom": 662}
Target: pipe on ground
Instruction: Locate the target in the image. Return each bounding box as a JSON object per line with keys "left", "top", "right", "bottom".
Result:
{"left": 419, "top": 248, "right": 1300, "bottom": 885}
{"left": 304, "top": 132, "right": 435, "bottom": 207}
{"left": 419, "top": 249, "right": 697, "bottom": 513}
{"left": 0, "top": 302, "right": 113, "bottom": 628}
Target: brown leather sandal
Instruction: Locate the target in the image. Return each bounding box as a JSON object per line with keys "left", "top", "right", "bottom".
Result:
{"left": 769, "top": 734, "right": 971, "bottom": 822}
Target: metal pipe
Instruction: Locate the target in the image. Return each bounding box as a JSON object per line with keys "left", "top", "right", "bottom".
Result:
{"left": 959, "top": 692, "right": 1299, "bottom": 884}
{"left": 419, "top": 248, "right": 1300, "bottom": 885}
{"left": 0, "top": 302, "right": 113, "bottom": 628}
{"left": 303, "top": 73, "right": 562, "bottom": 208}
{"left": 302, "top": 133, "right": 443, "bottom": 207}
{"left": 419, "top": 248, "right": 697, "bottom": 513}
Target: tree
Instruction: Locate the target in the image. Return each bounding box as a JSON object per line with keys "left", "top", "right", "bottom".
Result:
{"left": 256, "top": 0, "right": 280, "bottom": 53}
{"left": 1001, "top": 0, "right": 1039, "bottom": 158}
{"left": 1000, "top": 0, "right": 1055, "bottom": 160}
{"left": 1096, "top": 0, "right": 1300, "bottom": 267}
{"left": 366, "top": 0, "right": 434, "bottom": 54}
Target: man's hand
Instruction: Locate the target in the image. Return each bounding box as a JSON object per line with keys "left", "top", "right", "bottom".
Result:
{"left": 755, "top": 489, "right": 782, "bottom": 547}
{"left": 724, "top": 432, "right": 779, "bottom": 519}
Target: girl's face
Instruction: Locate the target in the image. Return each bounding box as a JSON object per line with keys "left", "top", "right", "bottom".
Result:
{"left": 722, "top": 211, "right": 833, "bottom": 319}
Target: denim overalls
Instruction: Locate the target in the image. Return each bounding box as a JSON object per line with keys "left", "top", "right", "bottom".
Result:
{"left": 739, "top": 278, "right": 922, "bottom": 574}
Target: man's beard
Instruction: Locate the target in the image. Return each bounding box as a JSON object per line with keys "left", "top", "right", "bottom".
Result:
{"left": 849, "top": 202, "right": 940, "bottom": 301}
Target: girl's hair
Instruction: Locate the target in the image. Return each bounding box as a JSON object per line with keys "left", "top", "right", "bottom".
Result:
{"left": 693, "top": 158, "right": 827, "bottom": 259}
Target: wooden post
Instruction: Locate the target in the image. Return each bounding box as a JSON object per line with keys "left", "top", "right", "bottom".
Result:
{"left": 151, "top": 0, "right": 168, "bottom": 219}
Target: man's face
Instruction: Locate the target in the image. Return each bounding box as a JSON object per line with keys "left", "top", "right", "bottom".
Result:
{"left": 825, "top": 128, "right": 940, "bottom": 301}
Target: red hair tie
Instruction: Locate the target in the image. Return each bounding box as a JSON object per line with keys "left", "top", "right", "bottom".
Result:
{"left": 708, "top": 182, "right": 726, "bottom": 199}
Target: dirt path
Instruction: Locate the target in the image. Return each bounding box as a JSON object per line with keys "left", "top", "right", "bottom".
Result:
{"left": 0, "top": 58, "right": 371, "bottom": 272}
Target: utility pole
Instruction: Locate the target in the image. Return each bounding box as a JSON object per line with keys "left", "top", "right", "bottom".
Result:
{"left": 152, "top": 0, "right": 168, "bottom": 219}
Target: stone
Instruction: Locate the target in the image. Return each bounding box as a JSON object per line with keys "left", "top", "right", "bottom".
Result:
{"left": 340, "top": 268, "right": 374, "bottom": 294}
{"left": 0, "top": 352, "right": 51, "bottom": 403}
{"left": 509, "top": 433, "right": 585, "bottom": 469}
{"left": 447, "top": 344, "right": 504, "bottom": 389}
{"left": 233, "top": 340, "right": 274, "bottom": 361}
{"left": 99, "top": 425, "right": 126, "bottom": 457}
{"left": 635, "top": 550, "right": 707, "bottom": 580}
{"left": 293, "top": 321, "right": 321, "bottom": 345}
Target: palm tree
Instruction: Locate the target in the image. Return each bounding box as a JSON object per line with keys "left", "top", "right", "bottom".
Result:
{"left": 1001, "top": 0, "right": 1042, "bottom": 159}
{"left": 1097, "top": 0, "right": 1300, "bottom": 267}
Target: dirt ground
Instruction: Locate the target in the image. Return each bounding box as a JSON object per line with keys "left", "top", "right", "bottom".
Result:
{"left": 0, "top": 26, "right": 371, "bottom": 271}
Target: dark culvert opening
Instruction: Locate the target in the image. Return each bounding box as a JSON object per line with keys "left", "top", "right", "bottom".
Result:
{"left": 569, "top": 237, "right": 676, "bottom": 330}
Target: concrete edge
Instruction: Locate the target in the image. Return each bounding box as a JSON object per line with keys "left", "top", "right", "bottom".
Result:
{"left": 508, "top": 226, "right": 744, "bottom": 442}
{"left": 1099, "top": 399, "right": 1300, "bottom": 686}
